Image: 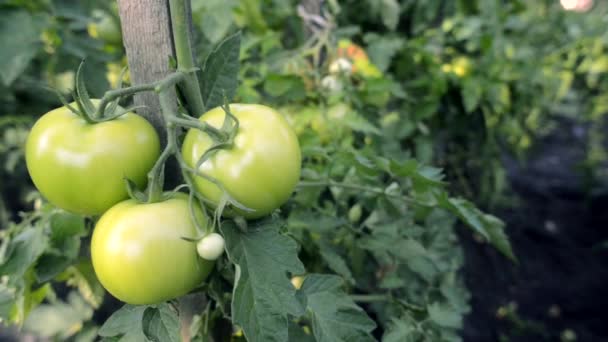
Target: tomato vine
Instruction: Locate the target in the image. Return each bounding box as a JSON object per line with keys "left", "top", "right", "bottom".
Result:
{"left": 0, "top": 0, "right": 525, "bottom": 341}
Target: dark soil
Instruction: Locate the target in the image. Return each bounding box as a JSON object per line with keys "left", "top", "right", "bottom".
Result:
{"left": 460, "top": 118, "right": 608, "bottom": 342}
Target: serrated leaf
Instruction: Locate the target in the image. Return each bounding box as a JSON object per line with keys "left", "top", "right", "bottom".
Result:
{"left": 142, "top": 304, "right": 180, "bottom": 342}
{"left": 0, "top": 10, "right": 47, "bottom": 85}
{"left": 0, "top": 224, "right": 47, "bottom": 279}
{"left": 299, "top": 274, "right": 376, "bottom": 342}
{"left": 382, "top": 318, "right": 416, "bottom": 342}
{"left": 221, "top": 218, "right": 305, "bottom": 342}
{"left": 438, "top": 196, "right": 516, "bottom": 261}
{"left": 200, "top": 32, "right": 241, "bottom": 111}
{"left": 391, "top": 239, "right": 426, "bottom": 260}
{"left": 319, "top": 241, "right": 355, "bottom": 284}
{"left": 98, "top": 305, "right": 149, "bottom": 341}
{"left": 387, "top": 159, "right": 444, "bottom": 185}
{"left": 343, "top": 112, "right": 381, "bottom": 135}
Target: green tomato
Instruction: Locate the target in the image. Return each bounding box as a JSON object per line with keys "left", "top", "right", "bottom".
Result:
{"left": 181, "top": 104, "right": 301, "bottom": 219}
{"left": 348, "top": 203, "right": 362, "bottom": 223}
{"left": 196, "top": 233, "right": 225, "bottom": 261}
{"left": 25, "top": 102, "right": 160, "bottom": 216}
{"left": 91, "top": 195, "right": 214, "bottom": 305}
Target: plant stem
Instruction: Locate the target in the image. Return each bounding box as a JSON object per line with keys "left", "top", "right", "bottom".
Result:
{"left": 297, "top": 180, "right": 417, "bottom": 204}
{"left": 146, "top": 91, "right": 178, "bottom": 203}
{"left": 169, "top": 117, "right": 227, "bottom": 141}
{"left": 169, "top": 0, "right": 206, "bottom": 116}
{"left": 94, "top": 72, "right": 186, "bottom": 118}
{"left": 95, "top": 84, "right": 155, "bottom": 118}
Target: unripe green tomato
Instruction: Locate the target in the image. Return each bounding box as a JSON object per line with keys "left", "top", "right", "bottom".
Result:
{"left": 348, "top": 203, "right": 362, "bottom": 223}
{"left": 91, "top": 195, "right": 214, "bottom": 305}
{"left": 196, "top": 233, "right": 225, "bottom": 260}
{"left": 25, "top": 101, "right": 160, "bottom": 216}
{"left": 181, "top": 104, "right": 301, "bottom": 219}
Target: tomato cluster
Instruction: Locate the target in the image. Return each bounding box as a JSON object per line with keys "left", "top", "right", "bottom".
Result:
{"left": 25, "top": 102, "right": 301, "bottom": 304}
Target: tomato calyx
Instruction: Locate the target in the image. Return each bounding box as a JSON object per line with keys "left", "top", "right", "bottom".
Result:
{"left": 54, "top": 61, "right": 142, "bottom": 124}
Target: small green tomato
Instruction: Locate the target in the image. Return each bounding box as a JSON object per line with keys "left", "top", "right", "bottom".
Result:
{"left": 197, "top": 233, "right": 226, "bottom": 261}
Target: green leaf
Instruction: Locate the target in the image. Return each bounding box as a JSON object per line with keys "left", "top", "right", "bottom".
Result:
{"left": 299, "top": 274, "right": 376, "bottom": 342}
{"left": 35, "top": 211, "right": 87, "bottom": 282}
{"left": 200, "top": 32, "right": 241, "bottom": 112}
{"left": 24, "top": 292, "right": 93, "bottom": 339}
{"left": 0, "top": 224, "right": 47, "bottom": 279}
{"left": 49, "top": 211, "right": 86, "bottom": 244}
{"left": 319, "top": 241, "right": 355, "bottom": 285}
{"left": 221, "top": 218, "right": 305, "bottom": 342}
{"left": 288, "top": 210, "right": 348, "bottom": 234}
{"left": 288, "top": 321, "right": 316, "bottom": 342}
{"left": 98, "top": 305, "right": 149, "bottom": 341}
{"left": 192, "top": 0, "right": 237, "bottom": 44}
{"left": 142, "top": 304, "right": 180, "bottom": 342}
{"left": 379, "top": 0, "right": 400, "bottom": 31}
{"left": 34, "top": 254, "right": 73, "bottom": 283}
{"left": 343, "top": 112, "right": 382, "bottom": 135}
{"left": 386, "top": 158, "right": 444, "bottom": 185}
{"left": 57, "top": 260, "right": 105, "bottom": 309}
{"left": 363, "top": 35, "right": 405, "bottom": 72}
{"left": 461, "top": 77, "right": 483, "bottom": 113}
{"left": 263, "top": 74, "right": 306, "bottom": 101}
{"left": 382, "top": 318, "right": 416, "bottom": 342}
{"left": 427, "top": 302, "right": 462, "bottom": 329}
{"left": 0, "top": 10, "right": 47, "bottom": 85}
{"left": 439, "top": 196, "right": 516, "bottom": 261}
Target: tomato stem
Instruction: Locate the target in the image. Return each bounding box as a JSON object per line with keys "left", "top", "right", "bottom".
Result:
{"left": 95, "top": 72, "right": 187, "bottom": 119}
{"left": 169, "top": 0, "right": 206, "bottom": 116}
{"left": 146, "top": 91, "right": 179, "bottom": 203}
{"left": 169, "top": 117, "right": 227, "bottom": 141}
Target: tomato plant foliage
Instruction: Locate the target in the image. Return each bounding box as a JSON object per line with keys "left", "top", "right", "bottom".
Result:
{"left": 9, "top": 0, "right": 608, "bottom": 341}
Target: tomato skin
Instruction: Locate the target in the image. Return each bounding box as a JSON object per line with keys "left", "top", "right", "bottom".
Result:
{"left": 91, "top": 195, "right": 214, "bottom": 305}
{"left": 25, "top": 103, "right": 160, "bottom": 216}
{"left": 181, "top": 104, "right": 301, "bottom": 219}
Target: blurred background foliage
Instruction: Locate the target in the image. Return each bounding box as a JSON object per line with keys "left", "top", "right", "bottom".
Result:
{"left": 192, "top": 0, "right": 608, "bottom": 208}
{"left": 0, "top": 0, "right": 607, "bottom": 340}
